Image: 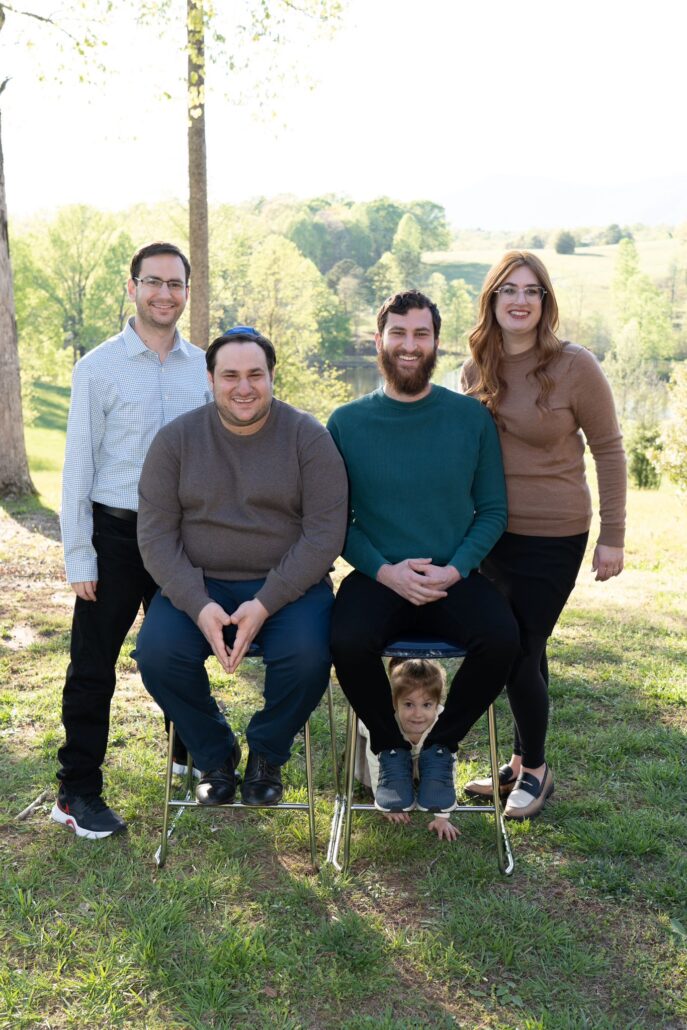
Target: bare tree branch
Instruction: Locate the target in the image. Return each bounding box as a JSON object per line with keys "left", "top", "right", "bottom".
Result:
{"left": 0, "top": 2, "right": 81, "bottom": 45}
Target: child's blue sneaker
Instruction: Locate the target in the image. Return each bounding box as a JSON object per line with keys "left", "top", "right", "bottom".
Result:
{"left": 417, "top": 745, "right": 457, "bottom": 813}
{"left": 374, "top": 748, "right": 415, "bottom": 812}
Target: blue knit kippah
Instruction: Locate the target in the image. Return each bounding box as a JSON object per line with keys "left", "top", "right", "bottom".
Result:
{"left": 222, "top": 325, "right": 261, "bottom": 339}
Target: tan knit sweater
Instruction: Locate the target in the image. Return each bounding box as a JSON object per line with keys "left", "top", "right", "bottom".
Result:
{"left": 461, "top": 343, "right": 626, "bottom": 546}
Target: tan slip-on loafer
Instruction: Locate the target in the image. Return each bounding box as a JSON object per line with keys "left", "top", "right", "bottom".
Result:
{"left": 464, "top": 764, "right": 518, "bottom": 798}
{"left": 504, "top": 764, "right": 554, "bottom": 820}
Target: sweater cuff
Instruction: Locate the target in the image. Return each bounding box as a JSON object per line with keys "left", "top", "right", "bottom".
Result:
{"left": 597, "top": 526, "right": 625, "bottom": 548}
{"left": 186, "top": 589, "right": 212, "bottom": 624}
{"left": 254, "top": 577, "right": 289, "bottom": 617}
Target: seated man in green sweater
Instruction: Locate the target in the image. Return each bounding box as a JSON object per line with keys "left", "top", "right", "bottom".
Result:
{"left": 134, "top": 327, "right": 347, "bottom": 806}
{"left": 328, "top": 290, "right": 519, "bottom": 814}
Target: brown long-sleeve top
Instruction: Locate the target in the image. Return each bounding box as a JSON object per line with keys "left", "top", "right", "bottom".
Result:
{"left": 461, "top": 343, "right": 626, "bottom": 546}
{"left": 137, "top": 399, "right": 348, "bottom": 623}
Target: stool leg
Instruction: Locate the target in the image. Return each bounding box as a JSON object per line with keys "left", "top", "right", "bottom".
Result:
{"left": 326, "top": 681, "right": 340, "bottom": 797}
{"left": 341, "top": 706, "right": 358, "bottom": 874}
{"left": 326, "top": 682, "right": 344, "bottom": 867}
{"left": 304, "top": 719, "right": 318, "bottom": 869}
{"left": 487, "top": 703, "right": 515, "bottom": 876}
{"left": 156, "top": 722, "right": 176, "bottom": 868}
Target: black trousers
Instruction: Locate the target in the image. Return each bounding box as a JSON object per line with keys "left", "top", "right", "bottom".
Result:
{"left": 330, "top": 570, "right": 520, "bottom": 755}
{"left": 57, "top": 507, "right": 167, "bottom": 796}
{"left": 481, "top": 531, "right": 588, "bottom": 767}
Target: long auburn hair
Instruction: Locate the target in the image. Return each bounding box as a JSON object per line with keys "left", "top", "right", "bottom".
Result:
{"left": 466, "top": 251, "right": 562, "bottom": 417}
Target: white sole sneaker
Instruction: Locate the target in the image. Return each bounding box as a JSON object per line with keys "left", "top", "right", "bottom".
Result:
{"left": 50, "top": 801, "right": 126, "bottom": 840}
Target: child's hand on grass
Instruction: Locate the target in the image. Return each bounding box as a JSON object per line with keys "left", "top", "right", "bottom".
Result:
{"left": 383, "top": 812, "right": 411, "bottom": 825}
{"left": 428, "top": 817, "right": 460, "bottom": 840}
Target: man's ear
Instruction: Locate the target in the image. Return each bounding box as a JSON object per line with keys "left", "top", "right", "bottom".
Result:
{"left": 374, "top": 333, "right": 383, "bottom": 353}
{"left": 126, "top": 278, "right": 137, "bottom": 303}
{"left": 206, "top": 369, "right": 214, "bottom": 390}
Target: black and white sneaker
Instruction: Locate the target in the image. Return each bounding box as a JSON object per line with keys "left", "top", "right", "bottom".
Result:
{"left": 50, "top": 791, "right": 127, "bottom": 839}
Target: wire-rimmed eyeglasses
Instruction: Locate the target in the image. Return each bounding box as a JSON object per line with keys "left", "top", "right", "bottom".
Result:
{"left": 133, "top": 276, "right": 187, "bottom": 293}
{"left": 493, "top": 285, "right": 547, "bottom": 301}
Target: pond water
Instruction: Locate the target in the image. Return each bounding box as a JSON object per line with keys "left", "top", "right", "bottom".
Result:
{"left": 339, "top": 363, "right": 463, "bottom": 399}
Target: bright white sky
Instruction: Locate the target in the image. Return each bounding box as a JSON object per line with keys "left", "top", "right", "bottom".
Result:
{"left": 2, "top": 0, "right": 686, "bottom": 229}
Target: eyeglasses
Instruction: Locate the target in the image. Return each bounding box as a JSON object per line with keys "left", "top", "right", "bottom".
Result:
{"left": 133, "top": 276, "right": 187, "bottom": 293}
{"left": 493, "top": 285, "right": 547, "bottom": 301}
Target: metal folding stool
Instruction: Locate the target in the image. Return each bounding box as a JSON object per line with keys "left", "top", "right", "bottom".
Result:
{"left": 326, "top": 638, "right": 514, "bottom": 876}
{"left": 155, "top": 644, "right": 339, "bottom": 869}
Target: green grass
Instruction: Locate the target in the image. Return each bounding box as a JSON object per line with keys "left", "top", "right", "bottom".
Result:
{"left": 0, "top": 390, "right": 685, "bottom": 1028}
{"left": 22, "top": 381, "right": 70, "bottom": 512}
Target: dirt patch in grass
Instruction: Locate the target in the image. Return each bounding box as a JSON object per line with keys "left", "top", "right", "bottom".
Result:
{"left": 1, "top": 623, "right": 40, "bottom": 649}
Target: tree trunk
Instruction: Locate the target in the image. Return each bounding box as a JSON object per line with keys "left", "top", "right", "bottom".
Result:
{"left": 0, "top": 108, "right": 36, "bottom": 498}
{"left": 187, "top": 0, "right": 209, "bottom": 349}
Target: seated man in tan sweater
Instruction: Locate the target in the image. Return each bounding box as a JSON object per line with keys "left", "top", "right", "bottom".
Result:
{"left": 133, "top": 327, "right": 347, "bottom": 806}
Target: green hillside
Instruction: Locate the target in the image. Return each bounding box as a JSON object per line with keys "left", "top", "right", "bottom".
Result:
{"left": 424, "top": 238, "right": 686, "bottom": 322}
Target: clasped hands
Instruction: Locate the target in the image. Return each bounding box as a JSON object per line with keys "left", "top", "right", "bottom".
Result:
{"left": 376, "top": 558, "right": 461, "bottom": 606}
{"left": 197, "top": 597, "right": 268, "bottom": 675}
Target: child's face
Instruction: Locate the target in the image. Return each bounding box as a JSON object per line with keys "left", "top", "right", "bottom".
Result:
{"left": 395, "top": 687, "right": 439, "bottom": 738}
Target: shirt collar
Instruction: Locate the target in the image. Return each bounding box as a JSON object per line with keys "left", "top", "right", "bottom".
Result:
{"left": 123, "top": 317, "right": 190, "bottom": 358}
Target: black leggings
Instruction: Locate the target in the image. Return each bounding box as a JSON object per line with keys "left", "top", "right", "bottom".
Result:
{"left": 330, "top": 569, "right": 519, "bottom": 754}
{"left": 481, "top": 531, "right": 588, "bottom": 768}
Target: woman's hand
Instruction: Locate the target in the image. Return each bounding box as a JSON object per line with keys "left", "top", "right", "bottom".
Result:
{"left": 592, "top": 544, "right": 624, "bottom": 582}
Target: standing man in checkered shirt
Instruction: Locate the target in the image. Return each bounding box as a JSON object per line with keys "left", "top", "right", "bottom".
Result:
{"left": 51, "top": 242, "right": 212, "bottom": 840}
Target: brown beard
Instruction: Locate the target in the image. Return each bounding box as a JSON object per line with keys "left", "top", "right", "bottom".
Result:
{"left": 377, "top": 345, "right": 437, "bottom": 397}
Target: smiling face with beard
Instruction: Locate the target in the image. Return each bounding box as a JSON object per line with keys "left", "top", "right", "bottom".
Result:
{"left": 375, "top": 306, "right": 438, "bottom": 401}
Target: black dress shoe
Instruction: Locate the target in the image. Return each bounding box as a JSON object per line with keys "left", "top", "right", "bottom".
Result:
{"left": 240, "top": 751, "right": 283, "bottom": 806}
{"left": 195, "top": 740, "right": 241, "bottom": 805}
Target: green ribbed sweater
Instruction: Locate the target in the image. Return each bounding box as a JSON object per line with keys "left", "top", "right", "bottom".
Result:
{"left": 327, "top": 385, "right": 506, "bottom": 580}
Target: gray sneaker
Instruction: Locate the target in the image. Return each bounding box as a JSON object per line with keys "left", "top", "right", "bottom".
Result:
{"left": 374, "top": 748, "right": 415, "bottom": 812}
{"left": 416, "top": 745, "right": 457, "bottom": 813}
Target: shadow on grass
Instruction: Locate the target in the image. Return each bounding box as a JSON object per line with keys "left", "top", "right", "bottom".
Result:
{"left": 0, "top": 495, "right": 62, "bottom": 542}
{"left": 32, "top": 382, "right": 70, "bottom": 433}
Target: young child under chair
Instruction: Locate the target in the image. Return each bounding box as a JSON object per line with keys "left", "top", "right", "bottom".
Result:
{"left": 356, "top": 658, "right": 460, "bottom": 842}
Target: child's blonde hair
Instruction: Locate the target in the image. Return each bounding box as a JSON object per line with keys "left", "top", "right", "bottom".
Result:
{"left": 388, "top": 657, "right": 446, "bottom": 707}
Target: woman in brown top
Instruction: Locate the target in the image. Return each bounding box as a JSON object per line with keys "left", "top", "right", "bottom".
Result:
{"left": 461, "top": 251, "right": 626, "bottom": 819}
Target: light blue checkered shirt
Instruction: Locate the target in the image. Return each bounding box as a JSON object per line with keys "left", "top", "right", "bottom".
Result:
{"left": 60, "top": 318, "right": 212, "bottom": 583}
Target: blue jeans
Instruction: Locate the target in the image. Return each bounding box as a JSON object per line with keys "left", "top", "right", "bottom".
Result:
{"left": 134, "top": 578, "right": 334, "bottom": 769}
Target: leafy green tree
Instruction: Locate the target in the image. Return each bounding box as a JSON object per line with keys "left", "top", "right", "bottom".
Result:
{"left": 286, "top": 215, "right": 331, "bottom": 271}
{"left": 554, "top": 230, "right": 576, "bottom": 254}
{"left": 441, "top": 280, "right": 475, "bottom": 350}
{"left": 604, "top": 223, "right": 633, "bottom": 245}
{"left": 603, "top": 320, "right": 666, "bottom": 424}
{"left": 367, "top": 251, "right": 399, "bottom": 305}
{"left": 391, "top": 213, "right": 423, "bottom": 287}
{"left": 14, "top": 207, "right": 132, "bottom": 365}
{"left": 426, "top": 273, "right": 474, "bottom": 349}
{"left": 238, "top": 234, "right": 350, "bottom": 419}
{"left": 360, "top": 198, "right": 404, "bottom": 263}
{"left": 407, "top": 200, "right": 451, "bottom": 251}
{"left": 657, "top": 362, "right": 687, "bottom": 489}
{"left": 611, "top": 237, "right": 675, "bottom": 361}
{"left": 314, "top": 283, "right": 351, "bottom": 358}
{"left": 612, "top": 236, "right": 641, "bottom": 291}
{"left": 327, "top": 260, "right": 370, "bottom": 336}
{"left": 626, "top": 423, "right": 661, "bottom": 489}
